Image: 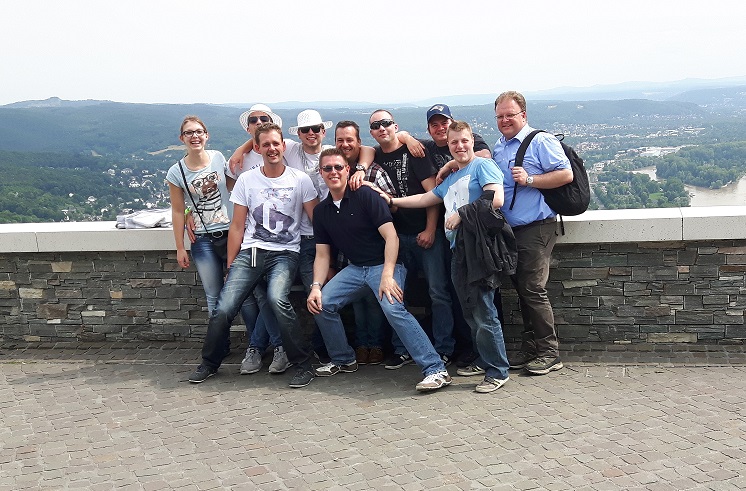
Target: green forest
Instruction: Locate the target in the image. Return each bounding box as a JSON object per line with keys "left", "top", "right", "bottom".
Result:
{"left": 0, "top": 151, "right": 156, "bottom": 223}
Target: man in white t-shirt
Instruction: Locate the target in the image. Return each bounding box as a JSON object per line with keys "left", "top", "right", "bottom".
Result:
{"left": 188, "top": 123, "right": 320, "bottom": 388}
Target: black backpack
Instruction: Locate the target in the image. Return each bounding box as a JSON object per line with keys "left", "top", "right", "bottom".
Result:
{"left": 509, "top": 130, "right": 590, "bottom": 217}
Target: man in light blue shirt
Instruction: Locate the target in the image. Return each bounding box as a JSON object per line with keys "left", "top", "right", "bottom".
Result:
{"left": 492, "top": 91, "right": 573, "bottom": 376}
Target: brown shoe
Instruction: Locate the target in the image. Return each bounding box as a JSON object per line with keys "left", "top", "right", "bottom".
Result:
{"left": 368, "top": 347, "right": 384, "bottom": 365}
{"left": 355, "top": 346, "right": 369, "bottom": 365}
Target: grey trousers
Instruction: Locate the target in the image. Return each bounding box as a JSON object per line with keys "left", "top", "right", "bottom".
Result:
{"left": 512, "top": 219, "right": 560, "bottom": 358}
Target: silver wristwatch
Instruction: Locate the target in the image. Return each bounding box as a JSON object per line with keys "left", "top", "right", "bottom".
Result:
{"left": 526, "top": 176, "right": 534, "bottom": 186}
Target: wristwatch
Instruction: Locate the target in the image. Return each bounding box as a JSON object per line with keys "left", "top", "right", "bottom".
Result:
{"left": 355, "top": 164, "right": 366, "bottom": 172}
{"left": 310, "top": 281, "right": 323, "bottom": 289}
{"left": 526, "top": 176, "right": 534, "bottom": 186}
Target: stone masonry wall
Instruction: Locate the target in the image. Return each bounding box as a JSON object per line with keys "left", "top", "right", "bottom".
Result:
{"left": 1, "top": 240, "right": 745, "bottom": 345}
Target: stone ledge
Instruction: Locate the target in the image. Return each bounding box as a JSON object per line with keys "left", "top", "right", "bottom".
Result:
{"left": 2, "top": 206, "right": 746, "bottom": 252}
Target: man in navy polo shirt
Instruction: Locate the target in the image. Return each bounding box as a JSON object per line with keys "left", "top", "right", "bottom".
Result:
{"left": 306, "top": 148, "right": 451, "bottom": 392}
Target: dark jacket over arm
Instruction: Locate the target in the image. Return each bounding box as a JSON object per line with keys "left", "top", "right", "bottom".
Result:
{"left": 452, "top": 190, "right": 517, "bottom": 309}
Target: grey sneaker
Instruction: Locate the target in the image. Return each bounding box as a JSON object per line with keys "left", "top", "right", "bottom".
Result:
{"left": 509, "top": 351, "right": 537, "bottom": 370}
{"left": 475, "top": 376, "right": 509, "bottom": 393}
{"left": 415, "top": 371, "right": 452, "bottom": 392}
{"left": 525, "top": 356, "right": 564, "bottom": 375}
{"left": 456, "top": 364, "right": 486, "bottom": 377}
{"left": 314, "top": 361, "right": 358, "bottom": 377}
{"left": 240, "top": 347, "right": 263, "bottom": 375}
{"left": 268, "top": 346, "right": 289, "bottom": 374}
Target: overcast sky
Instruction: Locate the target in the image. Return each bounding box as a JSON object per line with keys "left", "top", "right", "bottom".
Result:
{"left": 3, "top": 0, "right": 744, "bottom": 106}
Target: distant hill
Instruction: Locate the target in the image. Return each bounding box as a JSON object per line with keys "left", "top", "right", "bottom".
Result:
{"left": 0, "top": 98, "right": 710, "bottom": 161}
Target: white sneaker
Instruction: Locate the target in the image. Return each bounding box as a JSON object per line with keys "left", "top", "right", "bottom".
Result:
{"left": 415, "top": 370, "right": 452, "bottom": 392}
{"left": 475, "top": 376, "right": 509, "bottom": 393}
{"left": 268, "top": 346, "right": 289, "bottom": 374}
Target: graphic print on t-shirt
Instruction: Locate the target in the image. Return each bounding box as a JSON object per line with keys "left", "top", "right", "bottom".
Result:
{"left": 382, "top": 153, "right": 410, "bottom": 197}
{"left": 251, "top": 187, "right": 296, "bottom": 244}
{"left": 442, "top": 173, "right": 472, "bottom": 244}
{"left": 190, "top": 170, "right": 230, "bottom": 229}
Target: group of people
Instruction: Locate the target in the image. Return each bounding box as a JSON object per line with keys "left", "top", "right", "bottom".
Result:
{"left": 167, "top": 90, "right": 573, "bottom": 394}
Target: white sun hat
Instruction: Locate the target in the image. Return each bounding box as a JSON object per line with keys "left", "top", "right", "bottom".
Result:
{"left": 239, "top": 104, "right": 283, "bottom": 131}
{"left": 288, "top": 109, "right": 333, "bottom": 135}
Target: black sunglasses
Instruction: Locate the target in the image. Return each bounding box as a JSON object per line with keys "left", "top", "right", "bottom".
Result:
{"left": 370, "top": 119, "right": 395, "bottom": 130}
{"left": 248, "top": 115, "right": 271, "bottom": 124}
{"left": 299, "top": 125, "right": 324, "bottom": 134}
{"left": 320, "top": 164, "right": 346, "bottom": 173}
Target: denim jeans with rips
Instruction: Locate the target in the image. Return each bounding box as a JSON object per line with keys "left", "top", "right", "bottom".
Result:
{"left": 200, "top": 248, "right": 311, "bottom": 371}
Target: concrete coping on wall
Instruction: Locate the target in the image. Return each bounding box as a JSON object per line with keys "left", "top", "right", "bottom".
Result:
{"left": 1, "top": 206, "right": 745, "bottom": 252}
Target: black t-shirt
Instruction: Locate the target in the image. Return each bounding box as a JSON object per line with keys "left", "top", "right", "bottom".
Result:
{"left": 313, "top": 185, "right": 393, "bottom": 267}
{"left": 374, "top": 144, "right": 436, "bottom": 235}
{"left": 423, "top": 132, "right": 491, "bottom": 170}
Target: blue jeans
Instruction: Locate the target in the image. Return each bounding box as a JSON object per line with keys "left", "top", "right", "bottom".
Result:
{"left": 245, "top": 235, "right": 316, "bottom": 350}
{"left": 201, "top": 248, "right": 310, "bottom": 370}
{"left": 190, "top": 234, "right": 254, "bottom": 331}
{"left": 452, "top": 257, "right": 509, "bottom": 380}
{"left": 246, "top": 283, "right": 284, "bottom": 350}
{"left": 352, "top": 290, "right": 385, "bottom": 348}
{"left": 300, "top": 236, "right": 329, "bottom": 354}
{"left": 315, "top": 263, "right": 445, "bottom": 377}
{"left": 393, "top": 232, "right": 455, "bottom": 356}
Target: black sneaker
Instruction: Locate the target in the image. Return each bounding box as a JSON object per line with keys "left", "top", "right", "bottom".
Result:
{"left": 384, "top": 353, "right": 413, "bottom": 370}
{"left": 525, "top": 356, "right": 563, "bottom": 375}
{"left": 455, "top": 351, "right": 478, "bottom": 369}
{"left": 289, "top": 368, "right": 315, "bottom": 388}
{"left": 440, "top": 354, "right": 453, "bottom": 367}
{"left": 509, "top": 351, "right": 537, "bottom": 370}
{"left": 188, "top": 365, "right": 216, "bottom": 383}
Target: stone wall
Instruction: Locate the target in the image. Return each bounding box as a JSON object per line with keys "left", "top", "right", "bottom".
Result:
{"left": 1, "top": 240, "right": 744, "bottom": 345}
{"left": 2, "top": 208, "right": 745, "bottom": 346}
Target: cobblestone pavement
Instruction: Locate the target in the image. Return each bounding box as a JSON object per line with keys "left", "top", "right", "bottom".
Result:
{"left": 1, "top": 345, "right": 745, "bottom": 490}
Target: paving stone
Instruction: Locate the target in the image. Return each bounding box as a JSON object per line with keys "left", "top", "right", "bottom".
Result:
{"left": 1, "top": 347, "right": 745, "bottom": 490}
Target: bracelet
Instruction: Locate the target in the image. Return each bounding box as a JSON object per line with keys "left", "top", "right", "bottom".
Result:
{"left": 184, "top": 207, "right": 192, "bottom": 216}
{"left": 310, "top": 281, "right": 323, "bottom": 289}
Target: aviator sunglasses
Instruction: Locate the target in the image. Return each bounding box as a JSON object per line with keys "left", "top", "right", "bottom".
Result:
{"left": 320, "top": 164, "right": 346, "bottom": 173}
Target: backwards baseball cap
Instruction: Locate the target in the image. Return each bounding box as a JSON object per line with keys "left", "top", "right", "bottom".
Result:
{"left": 426, "top": 104, "right": 453, "bottom": 123}
{"left": 239, "top": 104, "right": 283, "bottom": 131}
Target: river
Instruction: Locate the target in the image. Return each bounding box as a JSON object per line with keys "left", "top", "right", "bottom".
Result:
{"left": 631, "top": 167, "right": 746, "bottom": 207}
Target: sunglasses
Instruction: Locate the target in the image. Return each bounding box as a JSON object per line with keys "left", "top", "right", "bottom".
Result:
{"left": 320, "top": 164, "right": 346, "bottom": 173}
{"left": 370, "top": 119, "right": 395, "bottom": 130}
{"left": 248, "top": 115, "right": 271, "bottom": 124}
{"left": 299, "top": 125, "right": 324, "bottom": 134}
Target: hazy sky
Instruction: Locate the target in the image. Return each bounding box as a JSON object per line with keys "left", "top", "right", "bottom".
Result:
{"left": 3, "top": 0, "right": 745, "bottom": 106}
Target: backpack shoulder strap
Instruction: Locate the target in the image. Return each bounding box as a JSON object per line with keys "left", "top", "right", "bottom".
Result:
{"left": 509, "top": 130, "right": 545, "bottom": 210}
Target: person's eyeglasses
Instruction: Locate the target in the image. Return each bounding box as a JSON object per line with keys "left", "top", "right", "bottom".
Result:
{"left": 300, "top": 125, "right": 324, "bottom": 134}
{"left": 248, "top": 116, "right": 271, "bottom": 124}
{"left": 494, "top": 111, "right": 524, "bottom": 122}
{"left": 182, "top": 129, "right": 206, "bottom": 137}
{"left": 370, "top": 119, "right": 395, "bottom": 130}
{"left": 320, "top": 164, "right": 346, "bottom": 173}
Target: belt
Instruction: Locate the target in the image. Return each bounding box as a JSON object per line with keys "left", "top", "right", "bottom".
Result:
{"left": 301, "top": 235, "right": 315, "bottom": 240}
{"left": 511, "top": 217, "right": 556, "bottom": 233}
{"left": 196, "top": 230, "right": 226, "bottom": 239}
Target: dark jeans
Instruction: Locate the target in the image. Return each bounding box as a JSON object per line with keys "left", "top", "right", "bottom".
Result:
{"left": 201, "top": 248, "right": 311, "bottom": 371}
{"left": 512, "top": 219, "right": 559, "bottom": 358}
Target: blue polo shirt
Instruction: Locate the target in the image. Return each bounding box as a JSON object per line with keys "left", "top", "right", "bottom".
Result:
{"left": 492, "top": 124, "right": 570, "bottom": 227}
{"left": 313, "top": 185, "right": 394, "bottom": 267}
